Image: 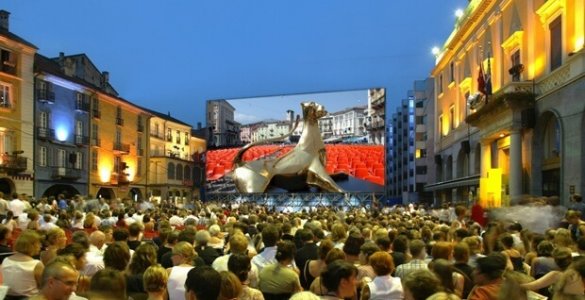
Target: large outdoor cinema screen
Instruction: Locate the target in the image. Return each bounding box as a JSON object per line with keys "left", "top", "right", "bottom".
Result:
{"left": 205, "top": 88, "right": 386, "bottom": 194}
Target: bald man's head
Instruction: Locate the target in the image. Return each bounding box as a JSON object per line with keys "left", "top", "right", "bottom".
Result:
{"left": 90, "top": 230, "right": 106, "bottom": 249}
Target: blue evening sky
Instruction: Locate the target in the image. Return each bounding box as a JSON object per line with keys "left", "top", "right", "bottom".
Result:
{"left": 3, "top": 0, "right": 468, "bottom": 127}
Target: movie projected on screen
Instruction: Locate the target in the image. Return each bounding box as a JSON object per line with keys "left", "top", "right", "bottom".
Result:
{"left": 205, "top": 88, "right": 386, "bottom": 194}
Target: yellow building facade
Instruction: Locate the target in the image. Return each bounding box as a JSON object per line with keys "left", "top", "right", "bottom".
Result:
{"left": 430, "top": 0, "right": 584, "bottom": 206}
{"left": 147, "top": 111, "right": 194, "bottom": 206}
{"left": 0, "top": 11, "right": 36, "bottom": 196}
{"left": 89, "top": 93, "right": 149, "bottom": 201}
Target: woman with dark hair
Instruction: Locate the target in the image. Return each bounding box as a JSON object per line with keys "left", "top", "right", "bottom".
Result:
{"left": 126, "top": 242, "right": 158, "bottom": 295}
{"left": 228, "top": 253, "right": 263, "bottom": 300}
{"left": 428, "top": 259, "right": 464, "bottom": 298}
{"left": 258, "top": 240, "right": 302, "bottom": 299}
{"left": 319, "top": 260, "right": 358, "bottom": 300}
{"left": 301, "top": 239, "right": 334, "bottom": 290}
{"left": 401, "top": 269, "right": 444, "bottom": 300}
{"left": 343, "top": 232, "right": 365, "bottom": 264}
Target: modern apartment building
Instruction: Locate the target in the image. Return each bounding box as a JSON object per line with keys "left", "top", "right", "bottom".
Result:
{"left": 429, "top": 0, "right": 584, "bottom": 206}
{"left": 0, "top": 10, "right": 36, "bottom": 196}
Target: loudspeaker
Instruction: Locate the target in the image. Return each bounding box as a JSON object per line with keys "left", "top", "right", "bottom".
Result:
{"left": 434, "top": 155, "right": 442, "bottom": 165}
{"left": 461, "top": 141, "right": 470, "bottom": 154}
{"left": 521, "top": 108, "right": 536, "bottom": 129}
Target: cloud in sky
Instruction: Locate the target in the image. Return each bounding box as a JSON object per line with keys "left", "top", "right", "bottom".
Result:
{"left": 235, "top": 112, "right": 262, "bottom": 124}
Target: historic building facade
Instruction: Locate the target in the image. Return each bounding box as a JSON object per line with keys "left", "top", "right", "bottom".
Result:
{"left": 429, "top": 0, "right": 584, "bottom": 206}
{"left": 33, "top": 54, "right": 91, "bottom": 198}
{"left": 147, "top": 110, "right": 194, "bottom": 205}
{"left": 0, "top": 10, "right": 36, "bottom": 196}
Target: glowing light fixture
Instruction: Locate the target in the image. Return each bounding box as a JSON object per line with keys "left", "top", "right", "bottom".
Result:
{"left": 575, "top": 37, "right": 584, "bottom": 52}
{"left": 499, "top": 133, "right": 505, "bottom": 138}
{"left": 455, "top": 9, "right": 464, "bottom": 19}
{"left": 55, "top": 127, "right": 69, "bottom": 141}
{"left": 432, "top": 47, "right": 440, "bottom": 56}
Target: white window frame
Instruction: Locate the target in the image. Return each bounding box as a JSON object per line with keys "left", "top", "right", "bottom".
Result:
{"left": 39, "top": 147, "right": 47, "bottom": 167}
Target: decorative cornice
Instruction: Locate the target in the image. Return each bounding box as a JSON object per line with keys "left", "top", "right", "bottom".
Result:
{"left": 536, "top": 0, "right": 566, "bottom": 25}
{"left": 501, "top": 31, "right": 524, "bottom": 53}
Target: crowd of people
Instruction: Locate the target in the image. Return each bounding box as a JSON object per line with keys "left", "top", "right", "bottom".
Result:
{"left": 0, "top": 190, "right": 584, "bottom": 300}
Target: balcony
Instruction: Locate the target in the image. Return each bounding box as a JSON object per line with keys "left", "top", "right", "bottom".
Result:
{"left": 91, "top": 138, "right": 101, "bottom": 147}
{"left": 111, "top": 172, "right": 130, "bottom": 185}
{"left": 51, "top": 167, "right": 82, "bottom": 180}
{"left": 113, "top": 142, "right": 130, "bottom": 154}
{"left": 74, "top": 135, "right": 89, "bottom": 146}
{"left": 92, "top": 109, "right": 101, "bottom": 119}
{"left": 150, "top": 132, "right": 164, "bottom": 140}
{"left": 75, "top": 101, "right": 90, "bottom": 112}
{"left": 0, "top": 61, "right": 16, "bottom": 75}
{"left": 37, "top": 127, "right": 55, "bottom": 140}
{"left": 116, "top": 118, "right": 124, "bottom": 126}
{"left": 365, "top": 119, "right": 385, "bottom": 130}
{"left": 0, "top": 101, "right": 10, "bottom": 109}
{"left": 36, "top": 89, "right": 55, "bottom": 103}
{"left": 0, "top": 154, "right": 27, "bottom": 174}
{"left": 465, "top": 81, "right": 535, "bottom": 127}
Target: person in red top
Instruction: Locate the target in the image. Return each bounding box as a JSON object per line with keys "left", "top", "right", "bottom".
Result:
{"left": 468, "top": 253, "right": 507, "bottom": 300}
{"left": 470, "top": 197, "right": 487, "bottom": 228}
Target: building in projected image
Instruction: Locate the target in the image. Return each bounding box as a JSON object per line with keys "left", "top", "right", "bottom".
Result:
{"left": 365, "top": 88, "right": 386, "bottom": 145}
{"left": 207, "top": 99, "right": 240, "bottom": 147}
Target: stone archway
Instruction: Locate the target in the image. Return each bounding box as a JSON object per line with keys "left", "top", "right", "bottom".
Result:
{"left": 129, "top": 188, "right": 143, "bottom": 201}
{"left": 0, "top": 178, "right": 15, "bottom": 195}
{"left": 96, "top": 187, "right": 115, "bottom": 200}
{"left": 532, "top": 110, "right": 563, "bottom": 197}
{"left": 42, "top": 184, "right": 81, "bottom": 199}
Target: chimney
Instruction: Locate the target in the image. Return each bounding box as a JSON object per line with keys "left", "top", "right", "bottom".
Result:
{"left": 0, "top": 10, "right": 10, "bottom": 31}
{"left": 101, "top": 71, "right": 109, "bottom": 87}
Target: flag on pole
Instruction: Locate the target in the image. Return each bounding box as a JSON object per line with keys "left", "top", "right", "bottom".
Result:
{"left": 478, "top": 62, "right": 486, "bottom": 95}
{"left": 485, "top": 52, "right": 493, "bottom": 96}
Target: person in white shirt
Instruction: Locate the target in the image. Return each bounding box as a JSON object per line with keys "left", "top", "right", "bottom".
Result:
{"left": 84, "top": 231, "right": 106, "bottom": 276}
{"left": 9, "top": 192, "right": 26, "bottom": 218}
{"left": 251, "top": 225, "right": 279, "bottom": 273}
{"left": 0, "top": 191, "right": 9, "bottom": 218}
{"left": 361, "top": 251, "right": 403, "bottom": 300}
{"left": 212, "top": 233, "right": 258, "bottom": 288}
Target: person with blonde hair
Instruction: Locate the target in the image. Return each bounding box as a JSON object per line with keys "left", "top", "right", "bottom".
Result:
{"left": 167, "top": 241, "right": 195, "bottom": 300}
{"left": 1, "top": 230, "right": 44, "bottom": 298}
{"left": 143, "top": 265, "right": 168, "bottom": 300}
{"left": 40, "top": 227, "right": 68, "bottom": 265}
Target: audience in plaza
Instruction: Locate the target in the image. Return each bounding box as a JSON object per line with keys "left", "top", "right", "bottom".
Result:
{"left": 2, "top": 192, "right": 585, "bottom": 300}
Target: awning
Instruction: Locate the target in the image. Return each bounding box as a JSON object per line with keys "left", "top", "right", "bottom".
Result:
{"left": 424, "top": 175, "right": 480, "bottom": 192}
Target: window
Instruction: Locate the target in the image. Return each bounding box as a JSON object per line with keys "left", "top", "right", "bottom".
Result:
{"left": 75, "top": 120, "right": 83, "bottom": 136}
{"left": 75, "top": 152, "right": 82, "bottom": 169}
{"left": 39, "top": 147, "right": 47, "bottom": 167}
{"left": 137, "top": 158, "right": 142, "bottom": 176}
{"left": 450, "top": 62, "right": 455, "bottom": 82}
{"left": 176, "top": 164, "right": 183, "bottom": 180}
{"left": 114, "top": 156, "right": 121, "bottom": 172}
{"left": 92, "top": 124, "right": 99, "bottom": 139}
{"left": 176, "top": 130, "right": 181, "bottom": 144}
{"left": 167, "top": 128, "right": 172, "bottom": 141}
{"left": 137, "top": 136, "right": 143, "bottom": 151}
{"left": 0, "top": 82, "right": 11, "bottom": 108}
{"left": 185, "top": 132, "right": 189, "bottom": 145}
{"left": 92, "top": 96, "right": 99, "bottom": 110}
{"left": 184, "top": 166, "right": 191, "bottom": 180}
{"left": 511, "top": 50, "right": 521, "bottom": 81}
{"left": 450, "top": 105, "right": 455, "bottom": 129}
{"left": 0, "top": 49, "right": 16, "bottom": 75}
{"left": 115, "top": 129, "right": 121, "bottom": 144}
{"left": 39, "top": 111, "right": 49, "bottom": 128}
{"left": 91, "top": 150, "right": 98, "bottom": 171}
{"left": 438, "top": 74, "right": 443, "bottom": 94}
{"left": 168, "top": 163, "right": 175, "bottom": 179}
{"left": 57, "top": 149, "right": 66, "bottom": 167}
{"left": 116, "top": 106, "right": 122, "bottom": 118}
{"left": 549, "top": 16, "right": 562, "bottom": 71}
{"left": 439, "top": 115, "right": 444, "bottom": 137}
